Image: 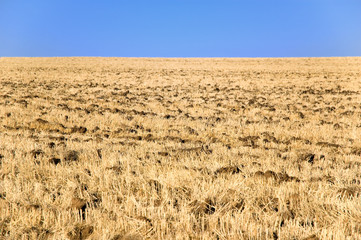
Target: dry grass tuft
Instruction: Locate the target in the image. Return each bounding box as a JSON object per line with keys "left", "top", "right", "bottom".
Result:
{"left": 302, "top": 234, "right": 320, "bottom": 240}
{"left": 189, "top": 197, "right": 216, "bottom": 215}
{"left": 337, "top": 187, "right": 361, "bottom": 199}
{"left": 111, "top": 231, "right": 143, "bottom": 240}
{"left": 214, "top": 166, "right": 241, "bottom": 175}
{"left": 67, "top": 224, "right": 94, "bottom": 240}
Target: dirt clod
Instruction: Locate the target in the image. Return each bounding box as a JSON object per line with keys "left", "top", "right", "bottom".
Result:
{"left": 49, "top": 157, "right": 61, "bottom": 165}
{"left": 70, "top": 197, "right": 87, "bottom": 211}
{"left": 64, "top": 150, "right": 80, "bottom": 162}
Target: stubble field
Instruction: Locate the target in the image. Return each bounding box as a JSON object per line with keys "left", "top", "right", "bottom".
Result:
{"left": 1, "top": 57, "right": 361, "bottom": 239}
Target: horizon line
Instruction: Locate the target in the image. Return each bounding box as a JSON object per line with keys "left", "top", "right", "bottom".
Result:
{"left": 1, "top": 56, "right": 360, "bottom": 59}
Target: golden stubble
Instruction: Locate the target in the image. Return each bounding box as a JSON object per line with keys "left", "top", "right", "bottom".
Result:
{"left": 0, "top": 57, "right": 361, "bottom": 239}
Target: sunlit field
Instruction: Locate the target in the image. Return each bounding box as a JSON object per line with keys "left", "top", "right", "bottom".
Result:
{"left": 1, "top": 57, "right": 361, "bottom": 239}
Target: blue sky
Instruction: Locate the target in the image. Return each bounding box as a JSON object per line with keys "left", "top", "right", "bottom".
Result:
{"left": 0, "top": 0, "right": 360, "bottom": 57}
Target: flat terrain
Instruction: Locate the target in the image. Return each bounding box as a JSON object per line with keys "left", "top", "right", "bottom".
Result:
{"left": 1, "top": 57, "right": 361, "bottom": 239}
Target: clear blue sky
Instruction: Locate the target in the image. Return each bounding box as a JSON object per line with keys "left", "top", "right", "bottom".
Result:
{"left": 1, "top": 0, "right": 361, "bottom": 57}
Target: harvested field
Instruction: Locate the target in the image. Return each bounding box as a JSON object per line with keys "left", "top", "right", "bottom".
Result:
{"left": 1, "top": 57, "right": 361, "bottom": 239}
